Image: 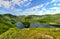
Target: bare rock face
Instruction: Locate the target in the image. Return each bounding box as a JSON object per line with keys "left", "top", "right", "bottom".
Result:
{"left": 29, "top": 22, "right": 55, "bottom": 28}
{"left": 15, "top": 22, "right": 25, "bottom": 28}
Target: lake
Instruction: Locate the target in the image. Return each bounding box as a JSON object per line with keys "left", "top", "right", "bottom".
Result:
{"left": 15, "top": 22, "right": 59, "bottom": 28}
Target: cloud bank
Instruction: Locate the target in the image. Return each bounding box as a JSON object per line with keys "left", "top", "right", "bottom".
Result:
{"left": 0, "top": 0, "right": 60, "bottom": 15}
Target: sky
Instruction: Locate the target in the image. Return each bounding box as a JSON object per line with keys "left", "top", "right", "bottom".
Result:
{"left": 0, "top": 0, "right": 60, "bottom": 15}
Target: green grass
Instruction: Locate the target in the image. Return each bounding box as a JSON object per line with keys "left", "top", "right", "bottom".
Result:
{"left": 0, "top": 28, "right": 60, "bottom": 39}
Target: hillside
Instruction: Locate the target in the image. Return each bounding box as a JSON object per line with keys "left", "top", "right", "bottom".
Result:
{"left": 24, "top": 13, "right": 60, "bottom": 25}
{"left": 0, "top": 13, "right": 60, "bottom": 39}
{"left": 0, "top": 13, "right": 60, "bottom": 34}
{"left": 0, "top": 28, "right": 60, "bottom": 39}
{"left": 0, "top": 14, "right": 17, "bottom": 34}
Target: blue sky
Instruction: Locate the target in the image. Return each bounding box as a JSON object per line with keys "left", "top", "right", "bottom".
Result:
{"left": 0, "top": 0, "right": 60, "bottom": 15}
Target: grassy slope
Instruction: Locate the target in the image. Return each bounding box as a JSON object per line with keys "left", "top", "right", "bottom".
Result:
{"left": 21, "top": 13, "right": 60, "bottom": 25}
{"left": 0, "top": 13, "right": 60, "bottom": 34}
{"left": 0, "top": 13, "right": 60, "bottom": 39}
{"left": 0, "top": 28, "right": 60, "bottom": 39}
{"left": 0, "top": 14, "right": 18, "bottom": 34}
{"left": 39, "top": 14, "right": 60, "bottom": 25}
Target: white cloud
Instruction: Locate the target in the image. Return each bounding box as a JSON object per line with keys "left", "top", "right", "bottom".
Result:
{"left": 20, "top": 4, "right": 44, "bottom": 15}
{"left": 0, "top": 0, "right": 11, "bottom": 8}
{"left": 24, "top": 2, "right": 31, "bottom": 6}
{"left": 0, "top": 0, "right": 32, "bottom": 11}
{"left": 49, "top": 7, "right": 60, "bottom": 11}
{"left": 51, "top": 0, "right": 56, "bottom": 2}
{"left": 51, "top": 0, "right": 60, "bottom": 3}
{"left": 21, "top": 5, "right": 60, "bottom": 15}
{"left": 25, "top": 4, "right": 44, "bottom": 12}
{"left": 53, "top": 2, "right": 60, "bottom": 6}
{"left": 11, "top": 0, "right": 20, "bottom": 6}
{"left": 20, "top": 1, "right": 51, "bottom": 15}
{"left": 50, "top": 7, "right": 58, "bottom": 9}
{"left": 0, "top": 0, "right": 60, "bottom": 15}
{"left": 18, "top": 0, "right": 60, "bottom": 15}
{"left": 57, "top": 4, "right": 60, "bottom": 6}
{"left": 43, "top": 7, "right": 60, "bottom": 14}
{"left": 11, "top": 7, "right": 21, "bottom": 12}
{"left": 11, "top": 0, "right": 29, "bottom": 6}
{"left": 23, "top": 0, "right": 28, "bottom": 2}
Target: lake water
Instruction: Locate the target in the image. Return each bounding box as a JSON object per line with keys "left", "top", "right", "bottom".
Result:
{"left": 15, "top": 22, "right": 59, "bottom": 28}
{"left": 29, "top": 22, "right": 57, "bottom": 28}
{"left": 15, "top": 22, "right": 25, "bottom": 28}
